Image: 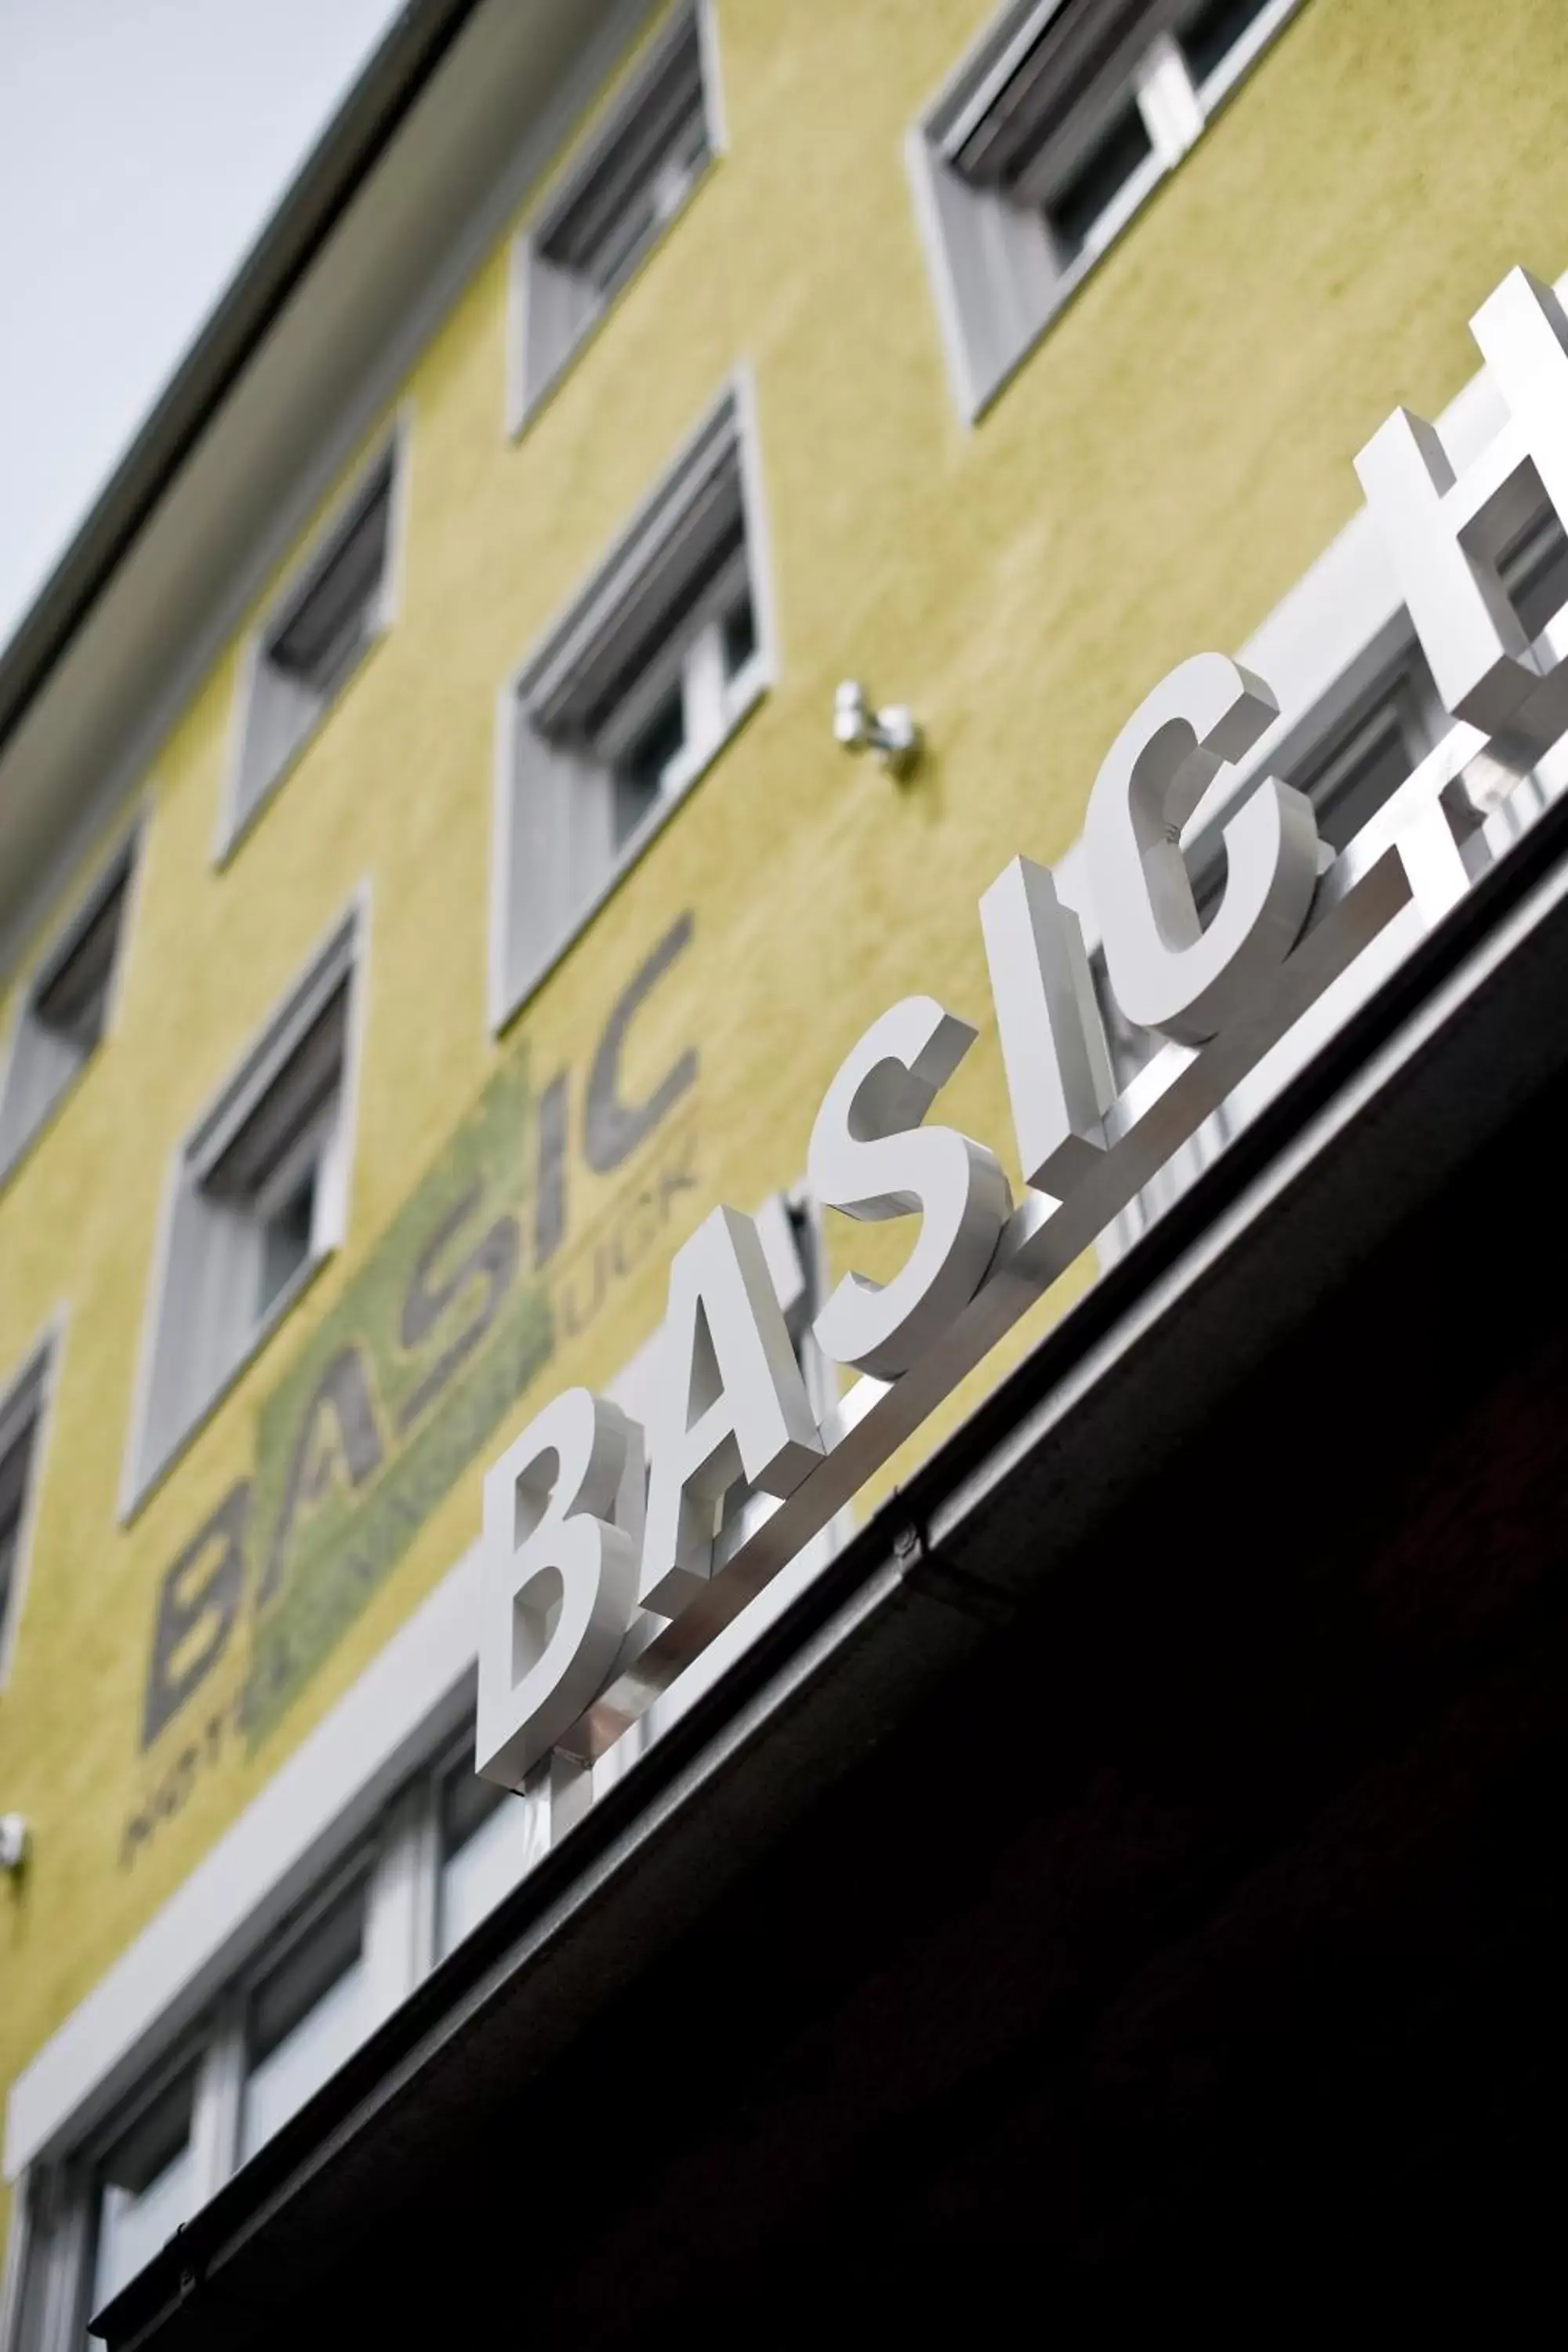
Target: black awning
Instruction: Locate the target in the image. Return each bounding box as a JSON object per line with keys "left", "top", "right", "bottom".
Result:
{"left": 97, "top": 786, "right": 1568, "bottom": 2345}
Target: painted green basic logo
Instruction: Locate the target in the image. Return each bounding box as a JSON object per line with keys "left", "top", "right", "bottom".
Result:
{"left": 136, "top": 913, "right": 698, "bottom": 1762}
{"left": 136, "top": 1050, "right": 552, "bottom": 1758}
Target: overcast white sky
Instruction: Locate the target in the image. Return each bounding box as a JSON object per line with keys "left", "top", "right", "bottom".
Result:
{"left": 0, "top": 0, "right": 405, "bottom": 652}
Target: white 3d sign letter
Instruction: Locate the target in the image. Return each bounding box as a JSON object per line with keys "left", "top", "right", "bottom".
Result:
{"left": 1083, "top": 651, "right": 1319, "bottom": 1044}
{"left": 809, "top": 996, "right": 1011, "bottom": 1377}
{"left": 476, "top": 1388, "right": 644, "bottom": 1790}
{"left": 641, "top": 1206, "right": 824, "bottom": 1617}
{"left": 1356, "top": 267, "right": 1568, "bottom": 738}
{"left": 980, "top": 855, "right": 1114, "bottom": 1197}
{"left": 471, "top": 262, "right": 1552, "bottom": 1788}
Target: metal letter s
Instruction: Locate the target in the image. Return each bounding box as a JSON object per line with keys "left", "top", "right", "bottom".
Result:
{"left": 808, "top": 996, "right": 1011, "bottom": 1379}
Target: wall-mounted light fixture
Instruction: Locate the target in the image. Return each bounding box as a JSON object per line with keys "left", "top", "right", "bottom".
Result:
{"left": 833, "top": 680, "right": 922, "bottom": 779}
{"left": 0, "top": 1814, "right": 28, "bottom": 1875}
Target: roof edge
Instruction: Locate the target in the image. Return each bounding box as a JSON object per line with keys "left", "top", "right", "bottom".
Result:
{"left": 0, "top": 0, "right": 484, "bottom": 766}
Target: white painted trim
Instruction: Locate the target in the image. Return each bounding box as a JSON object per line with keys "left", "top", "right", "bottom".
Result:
{"left": 0, "top": 2166, "right": 32, "bottom": 2352}
{"left": 116, "top": 884, "right": 371, "bottom": 1525}
{"left": 502, "top": 212, "right": 533, "bottom": 450}
{"left": 0, "top": 1311, "right": 66, "bottom": 1697}
{"left": 730, "top": 358, "right": 782, "bottom": 699}
{"left": 902, "top": 120, "right": 982, "bottom": 427}
{"left": 695, "top": 0, "right": 726, "bottom": 158}
{"left": 486, "top": 662, "right": 521, "bottom": 1049}
{"left": 379, "top": 400, "right": 417, "bottom": 639}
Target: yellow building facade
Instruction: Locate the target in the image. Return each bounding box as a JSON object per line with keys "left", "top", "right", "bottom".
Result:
{"left": 5, "top": 0, "right": 1568, "bottom": 2330}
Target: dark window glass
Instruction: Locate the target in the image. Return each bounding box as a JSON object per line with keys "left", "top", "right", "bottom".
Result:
{"left": 248, "top": 1879, "right": 365, "bottom": 2074}
{"left": 721, "top": 590, "right": 757, "bottom": 680}
{"left": 1043, "top": 97, "right": 1152, "bottom": 260}
{"left": 257, "top": 1166, "right": 318, "bottom": 1316}
{"left": 0, "top": 1390, "right": 38, "bottom": 1647}
{"left": 31, "top": 862, "right": 129, "bottom": 1058}
{"left": 1300, "top": 707, "right": 1415, "bottom": 854}
{"left": 1181, "top": 0, "right": 1275, "bottom": 87}
{"left": 1292, "top": 679, "right": 1436, "bottom": 855}
{"left": 100, "top": 2067, "right": 194, "bottom": 2203}
{"left": 441, "top": 1755, "right": 508, "bottom": 1864}
{"left": 1502, "top": 507, "right": 1568, "bottom": 643}
{"left": 205, "top": 987, "right": 347, "bottom": 1205}
{"left": 269, "top": 465, "right": 393, "bottom": 702}
{"left": 615, "top": 682, "right": 686, "bottom": 845}
{"left": 542, "top": 17, "right": 710, "bottom": 300}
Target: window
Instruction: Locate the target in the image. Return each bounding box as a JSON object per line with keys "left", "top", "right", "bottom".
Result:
{"left": 227, "top": 447, "right": 396, "bottom": 843}
{"left": 1088, "top": 640, "right": 1447, "bottom": 1258}
{"left": 9, "top": 1725, "right": 552, "bottom": 2340}
{"left": 516, "top": 5, "right": 717, "bottom": 419}
{"left": 436, "top": 1744, "right": 549, "bottom": 1963}
{"left": 239, "top": 1875, "right": 374, "bottom": 2163}
{"left": 1499, "top": 503, "right": 1568, "bottom": 649}
{"left": 0, "top": 843, "right": 133, "bottom": 1177}
{"left": 911, "top": 0, "right": 1302, "bottom": 416}
{"left": 89, "top": 2063, "right": 201, "bottom": 2315}
{"left": 1290, "top": 655, "right": 1445, "bottom": 855}
{"left": 495, "top": 388, "right": 768, "bottom": 1021}
{"left": 1092, "top": 644, "right": 1444, "bottom": 1076}
{"left": 127, "top": 917, "right": 358, "bottom": 1504}
{"left": 0, "top": 1350, "right": 48, "bottom": 1682}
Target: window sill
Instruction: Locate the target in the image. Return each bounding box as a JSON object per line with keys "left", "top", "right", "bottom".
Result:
{"left": 119, "top": 1242, "right": 337, "bottom": 1530}
{"left": 492, "top": 668, "right": 766, "bottom": 1036}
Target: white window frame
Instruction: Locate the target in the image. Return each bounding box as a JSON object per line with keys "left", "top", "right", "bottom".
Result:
{"left": 908, "top": 0, "right": 1305, "bottom": 422}
{"left": 507, "top": 0, "right": 725, "bottom": 434}
{"left": 0, "top": 1325, "right": 60, "bottom": 1696}
{"left": 119, "top": 896, "right": 368, "bottom": 1521}
{"left": 490, "top": 373, "right": 775, "bottom": 1031}
{"left": 79, "top": 2037, "right": 209, "bottom": 2325}
{"left": 0, "top": 822, "right": 142, "bottom": 1185}
{"left": 216, "top": 420, "right": 409, "bottom": 862}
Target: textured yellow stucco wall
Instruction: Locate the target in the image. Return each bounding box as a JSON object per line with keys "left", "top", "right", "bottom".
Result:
{"left": 3, "top": 0, "right": 1568, "bottom": 2260}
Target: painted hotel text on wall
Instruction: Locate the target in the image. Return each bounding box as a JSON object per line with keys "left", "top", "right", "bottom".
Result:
{"left": 125, "top": 917, "right": 699, "bottom": 1860}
